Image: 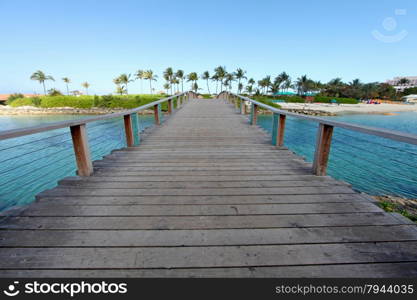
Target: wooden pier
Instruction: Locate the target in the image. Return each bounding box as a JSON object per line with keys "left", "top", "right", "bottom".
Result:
{"left": 1, "top": 94, "right": 417, "bottom": 277}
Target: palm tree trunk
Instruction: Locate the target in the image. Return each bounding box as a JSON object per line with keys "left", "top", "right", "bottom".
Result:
{"left": 126, "top": 83, "right": 128, "bottom": 95}
{"left": 206, "top": 80, "right": 210, "bottom": 94}
{"left": 42, "top": 81, "right": 46, "bottom": 95}
{"left": 149, "top": 80, "right": 152, "bottom": 94}
{"left": 66, "top": 84, "right": 69, "bottom": 95}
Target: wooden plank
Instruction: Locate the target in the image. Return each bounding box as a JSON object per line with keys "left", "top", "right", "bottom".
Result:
{"left": 36, "top": 186, "right": 357, "bottom": 197}
{"left": 2, "top": 262, "right": 417, "bottom": 277}
{"left": 2, "top": 225, "right": 417, "bottom": 247}
{"left": 18, "top": 202, "right": 381, "bottom": 217}
{"left": 57, "top": 179, "right": 348, "bottom": 189}
{"left": 2, "top": 242, "right": 417, "bottom": 269}
{"left": 57, "top": 174, "right": 345, "bottom": 183}
{"left": 35, "top": 194, "right": 369, "bottom": 206}
{"left": 0, "top": 212, "right": 405, "bottom": 230}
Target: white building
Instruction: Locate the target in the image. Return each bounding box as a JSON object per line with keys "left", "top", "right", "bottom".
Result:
{"left": 386, "top": 76, "right": 417, "bottom": 91}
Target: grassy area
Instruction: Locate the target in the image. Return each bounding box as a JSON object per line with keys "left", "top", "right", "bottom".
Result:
{"left": 251, "top": 96, "right": 282, "bottom": 109}
{"left": 376, "top": 196, "right": 417, "bottom": 222}
{"left": 200, "top": 94, "right": 212, "bottom": 99}
{"left": 8, "top": 94, "right": 170, "bottom": 110}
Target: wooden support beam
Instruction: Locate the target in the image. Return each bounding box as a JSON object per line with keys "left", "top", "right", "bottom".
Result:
{"left": 70, "top": 124, "right": 93, "bottom": 176}
{"left": 167, "top": 99, "right": 173, "bottom": 114}
{"left": 240, "top": 100, "right": 246, "bottom": 115}
{"left": 250, "top": 103, "right": 258, "bottom": 125}
{"left": 312, "top": 123, "right": 334, "bottom": 176}
{"left": 123, "top": 114, "right": 134, "bottom": 147}
{"left": 154, "top": 104, "right": 160, "bottom": 125}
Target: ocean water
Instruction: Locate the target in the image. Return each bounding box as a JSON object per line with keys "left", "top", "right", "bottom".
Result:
{"left": 0, "top": 114, "right": 156, "bottom": 211}
{"left": 256, "top": 111, "right": 417, "bottom": 198}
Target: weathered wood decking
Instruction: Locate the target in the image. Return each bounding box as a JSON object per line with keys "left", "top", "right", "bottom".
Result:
{"left": 1, "top": 99, "right": 417, "bottom": 277}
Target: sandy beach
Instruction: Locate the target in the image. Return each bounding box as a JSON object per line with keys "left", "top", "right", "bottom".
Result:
{"left": 279, "top": 102, "right": 417, "bottom": 115}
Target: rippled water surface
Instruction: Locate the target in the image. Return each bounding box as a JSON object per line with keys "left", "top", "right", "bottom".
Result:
{"left": 256, "top": 111, "right": 417, "bottom": 198}
{"left": 0, "top": 114, "right": 156, "bottom": 211}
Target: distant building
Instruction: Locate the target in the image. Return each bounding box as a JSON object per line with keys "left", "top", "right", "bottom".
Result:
{"left": 386, "top": 76, "right": 417, "bottom": 91}
{"left": 402, "top": 94, "right": 417, "bottom": 103}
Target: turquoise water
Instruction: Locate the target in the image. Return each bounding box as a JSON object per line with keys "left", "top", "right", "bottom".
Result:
{"left": 0, "top": 114, "right": 156, "bottom": 211}
{"left": 256, "top": 111, "right": 417, "bottom": 198}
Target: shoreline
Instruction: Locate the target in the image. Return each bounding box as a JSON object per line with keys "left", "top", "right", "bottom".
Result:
{"left": 0, "top": 106, "right": 155, "bottom": 115}
{"left": 278, "top": 103, "right": 417, "bottom": 115}
{"left": 2, "top": 103, "right": 417, "bottom": 116}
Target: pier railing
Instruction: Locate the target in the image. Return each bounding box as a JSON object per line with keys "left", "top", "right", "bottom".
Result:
{"left": 0, "top": 91, "right": 196, "bottom": 210}
{"left": 218, "top": 91, "right": 417, "bottom": 187}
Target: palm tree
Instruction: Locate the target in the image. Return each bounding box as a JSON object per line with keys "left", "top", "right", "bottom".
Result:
{"left": 81, "top": 82, "right": 90, "bottom": 95}
{"left": 172, "top": 78, "right": 180, "bottom": 93}
{"left": 275, "top": 72, "right": 290, "bottom": 94}
{"left": 234, "top": 68, "right": 247, "bottom": 94}
{"left": 163, "top": 67, "right": 174, "bottom": 95}
{"left": 245, "top": 85, "right": 253, "bottom": 96}
{"left": 398, "top": 78, "right": 410, "bottom": 86}
{"left": 30, "top": 70, "right": 54, "bottom": 95}
{"left": 201, "top": 71, "right": 210, "bottom": 94}
{"left": 187, "top": 72, "right": 198, "bottom": 89}
{"left": 163, "top": 83, "right": 170, "bottom": 95}
{"left": 225, "top": 73, "right": 235, "bottom": 92}
{"left": 326, "top": 78, "right": 345, "bottom": 97}
{"left": 214, "top": 66, "right": 227, "bottom": 91}
{"left": 62, "top": 77, "right": 71, "bottom": 95}
{"left": 135, "top": 70, "right": 145, "bottom": 93}
{"left": 211, "top": 74, "right": 219, "bottom": 94}
{"left": 143, "top": 70, "right": 157, "bottom": 94}
{"left": 116, "top": 85, "right": 126, "bottom": 95}
{"left": 192, "top": 82, "right": 199, "bottom": 93}
{"left": 117, "top": 74, "right": 133, "bottom": 94}
{"left": 175, "top": 70, "right": 185, "bottom": 92}
{"left": 282, "top": 78, "right": 292, "bottom": 92}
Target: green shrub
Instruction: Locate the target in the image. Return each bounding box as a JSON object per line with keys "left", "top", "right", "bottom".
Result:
{"left": 252, "top": 97, "right": 282, "bottom": 109}
{"left": 40, "top": 96, "right": 94, "bottom": 108}
{"left": 201, "top": 94, "right": 212, "bottom": 99}
{"left": 9, "top": 98, "right": 36, "bottom": 107}
{"left": 6, "top": 93, "right": 24, "bottom": 104}
{"left": 8, "top": 94, "right": 168, "bottom": 109}
{"left": 314, "top": 95, "right": 358, "bottom": 104}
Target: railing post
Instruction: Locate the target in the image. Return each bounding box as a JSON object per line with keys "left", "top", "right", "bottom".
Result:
{"left": 168, "top": 99, "right": 173, "bottom": 114}
{"left": 250, "top": 103, "right": 258, "bottom": 125}
{"left": 240, "top": 99, "right": 246, "bottom": 115}
{"left": 272, "top": 113, "right": 286, "bottom": 146}
{"left": 312, "top": 123, "right": 334, "bottom": 176}
{"left": 70, "top": 124, "right": 93, "bottom": 176}
{"left": 154, "top": 104, "right": 161, "bottom": 125}
{"left": 123, "top": 114, "right": 134, "bottom": 147}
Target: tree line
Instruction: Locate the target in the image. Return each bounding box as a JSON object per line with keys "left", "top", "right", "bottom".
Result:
{"left": 30, "top": 68, "right": 414, "bottom": 100}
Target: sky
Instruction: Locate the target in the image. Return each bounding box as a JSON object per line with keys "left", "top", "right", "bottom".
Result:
{"left": 0, "top": 0, "right": 416, "bottom": 95}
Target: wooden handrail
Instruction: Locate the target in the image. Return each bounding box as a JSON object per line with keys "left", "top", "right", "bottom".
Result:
{"left": 0, "top": 91, "right": 195, "bottom": 176}
{"left": 0, "top": 91, "right": 192, "bottom": 141}
{"left": 222, "top": 91, "right": 417, "bottom": 145}
{"left": 220, "top": 91, "right": 417, "bottom": 176}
